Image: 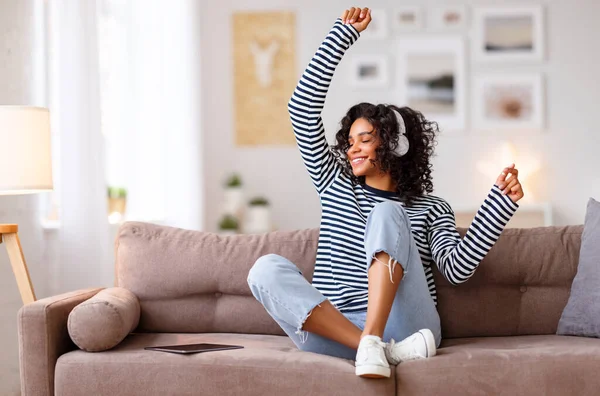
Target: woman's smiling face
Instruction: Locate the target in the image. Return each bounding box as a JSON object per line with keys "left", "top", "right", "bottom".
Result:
{"left": 346, "top": 117, "right": 380, "bottom": 177}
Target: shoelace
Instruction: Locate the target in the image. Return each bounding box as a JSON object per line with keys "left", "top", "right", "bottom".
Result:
{"left": 365, "top": 338, "right": 387, "bottom": 348}
{"left": 359, "top": 338, "right": 388, "bottom": 363}
{"left": 387, "top": 338, "right": 423, "bottom": 364}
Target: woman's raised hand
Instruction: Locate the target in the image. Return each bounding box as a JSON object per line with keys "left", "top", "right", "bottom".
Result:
{"left": 341, "top": 7, "right": 372, "bottom": 33}
{"left": 495, "top": 163, "right": 524, "bottom": 203}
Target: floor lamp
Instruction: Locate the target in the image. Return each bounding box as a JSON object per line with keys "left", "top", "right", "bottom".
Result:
{"left": 0, "top": 106, "right": 53, "bottom": 305}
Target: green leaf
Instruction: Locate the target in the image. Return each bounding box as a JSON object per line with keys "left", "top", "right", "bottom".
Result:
{"left": 218, "top": 214, "right": 239, "bottom": 230}
{"left": 225, "top": 173, "right": 242, "bottom": 187}
{"left": 249, "top": 196, "right": 269, "bottom": 206}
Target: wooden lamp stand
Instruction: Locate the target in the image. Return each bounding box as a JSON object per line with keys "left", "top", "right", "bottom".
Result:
{"left": 0, "top": 224, "right": 36, "bottom": 304}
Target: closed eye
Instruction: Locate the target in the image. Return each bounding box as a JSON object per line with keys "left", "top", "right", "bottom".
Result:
{"left": 348, "top": 130, "right": 375, "bottom": 145}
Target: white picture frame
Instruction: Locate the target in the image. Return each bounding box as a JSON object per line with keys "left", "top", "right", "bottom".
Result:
{"left": 392, "top": 6, "right": 423, "bottom": 32}
{"left": 472, "top": 73, "right": 544, "bottom": 130}
{"left": 473, "top": 6, "right": 544, "bottom": 62}
{"left": 360, "top": 9, "right": 388, "bottom": 40}
{"left": 428, "top": 5, "right": 468, "bottom": 31}
{"left": 349, "top": 55, "right": 389, "bottom": 88}
{"left": 397, "top": 37, "right": 466, "bottom": 132}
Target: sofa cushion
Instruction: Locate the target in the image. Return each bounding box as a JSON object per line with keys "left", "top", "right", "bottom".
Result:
{"left": 433, "top": 225, "right": 584, "bottom": 338}
{"left": 55, "top": 332, "right": 395, "bottom": 396}
{"left": 115, "top": 222, "right": 585, "bottom": 338}
{"left": 67, "top": 287, "right": 140, "bottom": 352}
{"left": 557, "top": 197, "right": 600, "bottom": 338}
{"left": 396, "top": 335, "right": 600, "bottom": 396}
{"left": 115, "top": 222, "right": 319, "bottom": 334}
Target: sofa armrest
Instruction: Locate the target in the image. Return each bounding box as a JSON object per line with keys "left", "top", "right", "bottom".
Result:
{"left": 18, "top": 287, "right": 104, "bottom": 396}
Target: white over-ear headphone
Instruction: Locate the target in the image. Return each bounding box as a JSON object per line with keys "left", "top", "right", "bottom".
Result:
{"left": 392, "top": 109, "right": 410, "bottom": 157}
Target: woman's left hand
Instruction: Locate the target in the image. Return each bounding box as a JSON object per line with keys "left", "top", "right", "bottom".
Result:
{"left": 495, "top": 163, "right": 524, "bottom": 203}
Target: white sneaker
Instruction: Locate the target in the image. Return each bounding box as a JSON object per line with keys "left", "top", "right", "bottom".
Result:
{"left": 384, "top": 329, "right": 437, "bottom": 365}
{"left": 355, "top": 335, "right": 391, "bottom": 378}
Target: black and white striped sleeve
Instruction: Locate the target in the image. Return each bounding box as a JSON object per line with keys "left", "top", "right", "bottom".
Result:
{"left": 287, "top": 19, "right": 360, "bottom": 195}
{"left": 427, "top": 184, "right": 520, "bottom": 285}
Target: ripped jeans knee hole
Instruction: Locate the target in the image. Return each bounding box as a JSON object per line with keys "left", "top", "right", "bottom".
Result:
{"left": 295, "top": 303, "right": 322, "bottom": 344}
{"left": 372, "top": 253, "right": 404, "bottom": 283}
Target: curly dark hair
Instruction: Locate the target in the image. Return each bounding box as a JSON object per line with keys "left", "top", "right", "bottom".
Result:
{"left": 331, "top": 103, "right": 439, "bottom": 206}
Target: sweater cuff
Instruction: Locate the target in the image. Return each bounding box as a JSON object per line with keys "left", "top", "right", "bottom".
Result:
{"left": 492, "top": 184, "right": 520, "bottom": 211}
{"left": 334, "top": 18, "right": 361, "bottom": 40}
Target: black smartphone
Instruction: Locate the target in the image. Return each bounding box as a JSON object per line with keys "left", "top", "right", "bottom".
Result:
{"left": 144, "top": 343, "right": 244, "bottom": 355}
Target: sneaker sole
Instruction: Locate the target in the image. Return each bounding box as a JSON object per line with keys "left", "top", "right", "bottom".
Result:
{"left": 419, "top": 329, "right": 437, "bottom": 358}
{"left": 355, "top": 364, "right": 391, "bottom": 378}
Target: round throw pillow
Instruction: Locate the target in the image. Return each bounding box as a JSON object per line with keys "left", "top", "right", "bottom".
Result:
{"left": 67, "top": 287, "right": 140, "bottom": 352}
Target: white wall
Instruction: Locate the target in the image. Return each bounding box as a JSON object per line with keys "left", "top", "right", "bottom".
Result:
{"left": 0, "top": 1, "right": 47, "bottom": 394}
{"left": 201, "top": 0, "right": 600, "bottom": 232}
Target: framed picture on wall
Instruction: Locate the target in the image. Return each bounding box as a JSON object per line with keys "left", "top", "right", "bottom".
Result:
{"left": 473, "top": 6, "right": 544, "bottom": 62}
{"left": 397, "top": 37, "right": 466, "bottom": 132}
{"left": 360, "top": 9, "right": 388, "bottom": 39}
{"left": 392, "top": 7, "right": 423, "bottom": 32}
{"left": 349, "top": 55, "right": 389, "bottom": 88}
{"left": 232, "top": 11, "right": 297, "bottom": 145}
{"left": 472, "top": 74, "right": 544, "bottom": 130}
{"left": 428, "top": 5, "right": 468, "bottom": 31}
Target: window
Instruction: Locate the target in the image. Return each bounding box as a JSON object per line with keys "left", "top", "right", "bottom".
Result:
{"left": 97, "top": 0, "right": 167, "bottom": 224}
{"left": 42, "top": 1, "right": 198, "bottom": 229}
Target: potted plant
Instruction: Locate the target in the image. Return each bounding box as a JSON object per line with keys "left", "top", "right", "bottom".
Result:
{"left": 223, "top": 173, "right": 245, "bottom": 220}
{"left": 107, "top": 186, "right": 127, "bottom": 221}
{"left": 249, "top": 197, "right": 269, "bottom": 206}
{"left": 226, "top": 173, "right": 242, "bottom": 188}
{"left": 218, "top": 214, "right": 239, "bottom": 235}
{"left": 244, "top": 196, "right": 272, "bottom": 234}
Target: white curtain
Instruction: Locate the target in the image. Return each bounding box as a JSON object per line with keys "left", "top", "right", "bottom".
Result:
{"left": 47, "top": 0, "right": 112, "bottom": 292}
{"left": 45, "top": 0, "right": 204, "bottom": 294}
{"left": 99, "top": 0, "right": 204, "bottom": 229}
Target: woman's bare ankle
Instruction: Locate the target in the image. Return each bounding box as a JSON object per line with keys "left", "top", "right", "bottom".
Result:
{"left": 361, "top": 330, "right": 384, "bottom": 340}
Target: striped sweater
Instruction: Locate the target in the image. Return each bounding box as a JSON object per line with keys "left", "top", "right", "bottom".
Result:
{"left": 288, "top": 19, "right": 519, "bottom": 312}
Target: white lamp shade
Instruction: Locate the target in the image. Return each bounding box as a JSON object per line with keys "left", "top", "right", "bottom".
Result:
{"left": 0, "top": 106, "right": 53, "bottom": 195}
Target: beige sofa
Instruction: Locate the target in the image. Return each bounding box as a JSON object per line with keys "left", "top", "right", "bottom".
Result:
{"left": 19, "top": 222, "right": 600, "bottom": 395}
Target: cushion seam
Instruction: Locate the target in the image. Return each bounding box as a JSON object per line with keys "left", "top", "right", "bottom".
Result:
{"left": 120, "top": 228, "right": 318, "bottom": 247}
{"left": 55, "top": 360, "right": 363, "bottom": 375}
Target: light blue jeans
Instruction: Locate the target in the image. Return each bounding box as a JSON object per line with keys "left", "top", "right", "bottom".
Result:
{"left": 247, "top": 201, "right": 442, "bottom": 360}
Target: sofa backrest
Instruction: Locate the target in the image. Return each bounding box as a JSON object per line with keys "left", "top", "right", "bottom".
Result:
{"left": 115, "top": 222, "right": 318, "bottom": 335}
{"left": 115, "top": 221, "right": 583, "bottom": 338}
{"left": 436, "top": 226, "right": 582, "bottom": 338}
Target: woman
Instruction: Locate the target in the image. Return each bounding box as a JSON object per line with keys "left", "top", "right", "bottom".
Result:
{"left": 247, "top": 7, "right": 524, "bottom": 379}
